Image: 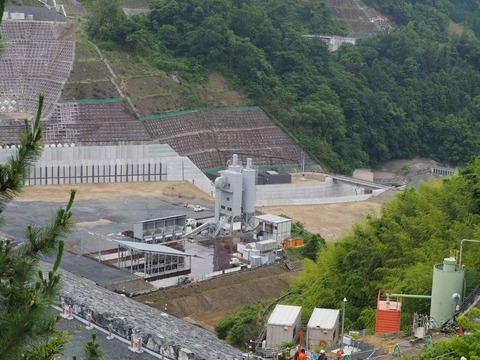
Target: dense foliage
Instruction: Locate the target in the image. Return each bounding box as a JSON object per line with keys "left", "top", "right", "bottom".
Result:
{"left": 85, "top": 0, "right": 480, "bottom": 173}
{"left": 291, "top": 156, "right": 480, "bottom": 331}
{"left": 287, "top": 219, "right": 325, "bottom": 262}
{"left": 364, "top": 0, "right": 480, "bottom": 39}
{"left": 215, "top": 303, "right": 265, "bottom": 349}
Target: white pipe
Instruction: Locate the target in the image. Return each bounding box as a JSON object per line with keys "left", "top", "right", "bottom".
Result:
{"left": 459, "top": 239, "right": 480, "bottom": 268}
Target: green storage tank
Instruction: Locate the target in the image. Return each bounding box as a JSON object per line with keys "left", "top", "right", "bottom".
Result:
{"left": 430, "top": 257, "right": 464, "bottom": 325}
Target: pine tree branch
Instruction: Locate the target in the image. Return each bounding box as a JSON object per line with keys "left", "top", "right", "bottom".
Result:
{"left": 0, "top": 93, "right": 76, "bottom": 359}
{"left": 0, "top": 93, "right": 44, "bottom": 216}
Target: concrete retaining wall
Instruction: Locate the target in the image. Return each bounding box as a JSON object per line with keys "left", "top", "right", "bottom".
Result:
{"left": 0, "top": 144, "right": 214, "bottom": 196}
{"left": 255, "top": 181, "right": 368, "bottom": 206}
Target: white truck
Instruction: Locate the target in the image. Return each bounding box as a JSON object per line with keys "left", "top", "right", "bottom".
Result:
{"left": 193, "top": 205, "right": 206, "bottom": 212}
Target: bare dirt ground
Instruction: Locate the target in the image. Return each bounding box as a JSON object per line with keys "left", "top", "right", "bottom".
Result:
{"left": 134, "top": 265, "right": 298, "bottom": 332}
{"left": 259, "top": 189, "right": 396, "bottom": 241}
{"left": 16, "top": 180, "right": 213, "bottom": 203}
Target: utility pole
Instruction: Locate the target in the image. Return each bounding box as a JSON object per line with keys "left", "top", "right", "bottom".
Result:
{"left": 300, "top": 152, "right": 305, "bottom": 180}
{"left": 341, "top": 297, "right": 347, "bottom": 350}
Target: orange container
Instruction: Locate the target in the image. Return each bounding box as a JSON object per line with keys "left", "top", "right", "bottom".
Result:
{"left": 283, "top": 238, "right": 304, "bottom": 248}
{"left": 375, "top": 290, "right": 402, "bottom": 334}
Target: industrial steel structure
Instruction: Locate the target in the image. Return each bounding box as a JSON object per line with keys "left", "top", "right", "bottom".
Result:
{"left": 113, "top": 240, "right": 191, "bottom": 281}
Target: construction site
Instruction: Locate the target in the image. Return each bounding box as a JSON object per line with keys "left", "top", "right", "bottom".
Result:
{"left": 0, "top": 4, "right": 476, "bottom": 360}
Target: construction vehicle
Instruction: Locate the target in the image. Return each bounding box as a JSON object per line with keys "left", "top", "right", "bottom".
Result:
{"left": 229, "top": 258, "right": 241, "bottom": 267}
{"left": 178, "top": 276, "right": 191, "bottom": 285}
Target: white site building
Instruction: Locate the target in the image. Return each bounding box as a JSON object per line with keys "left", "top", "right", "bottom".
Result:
{"left": 266, "top": 304, "right": 302, "bottom": 349}
{"left": 254, "top": 214, "right": 292, "bottom": 245}
{"left": 306, "top": 308, "right": 340, "bottom": 349}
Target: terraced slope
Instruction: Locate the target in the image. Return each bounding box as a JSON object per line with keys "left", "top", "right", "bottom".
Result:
{"left": 327, "top": 0, "right": 387, "bottom": 35}
{"left": 142, "top": 107, "right": 317, "bottom": 171}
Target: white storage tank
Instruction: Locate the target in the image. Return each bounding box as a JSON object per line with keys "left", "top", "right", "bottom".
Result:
{"left": 242, "top": 158, "right": 256, "bottom": 216}
{"left": 430, "top": 257, "right": 464, "bottom": 325}
{"left": 306, "top": 308, "right": 340, "bottom": 349}
{"left": 266, "top": 305, "right": 302, "bottom": 349}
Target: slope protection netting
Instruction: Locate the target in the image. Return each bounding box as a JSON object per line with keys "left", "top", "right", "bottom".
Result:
{"left": 43, "top": 101, "right": 151, "bottom": 144}
{"left": 0, "top": 22, "right": 315, "bottom": 172}
{"left": 0, "top": 21, "right": 74, "bottom": 143}
{"left": 142, "top": 108, "right": 316, "bottom": 171}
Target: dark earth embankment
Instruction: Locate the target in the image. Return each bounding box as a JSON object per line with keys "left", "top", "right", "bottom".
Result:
{"left": 134, "top": 264, "right": 300, "bottom": 331}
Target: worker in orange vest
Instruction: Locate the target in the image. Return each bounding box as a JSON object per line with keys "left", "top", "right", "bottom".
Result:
{"left": 298, "top": 348, "right": 307, "bottom": 360}
{"left": 336, "top": 349, "right": 344, "bottom": 360}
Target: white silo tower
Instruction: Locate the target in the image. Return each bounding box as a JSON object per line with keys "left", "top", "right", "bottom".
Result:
{"left": 215, "top": 154, "right": 243, "bottom": 223}
{"left": 430, "top": 257, "right": 464, "bottom": 325}
{"left": 242, "top": 158, "right": 256, "bottom": 227}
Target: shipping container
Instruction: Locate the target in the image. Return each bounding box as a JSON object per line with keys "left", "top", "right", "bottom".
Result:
{"left": 283, "top": 237, "right": 304, "bottom": 248}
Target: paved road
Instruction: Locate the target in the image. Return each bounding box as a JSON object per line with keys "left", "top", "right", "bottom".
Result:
{"left": 43, "top": 252, "right": 136, "bottom": 286}
{"left": 3, "top": 196, "right": 217, "bottom": 286}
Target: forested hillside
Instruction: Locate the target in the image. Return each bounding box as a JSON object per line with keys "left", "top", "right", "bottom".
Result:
{"left": 292, "top": 156, "right": 480, "bottom": 330}
{"left": 83, "top": 0, "right": 480, "bottom": 173}
{"left": 215, "top": 157, "right": 480, "bottom": 349}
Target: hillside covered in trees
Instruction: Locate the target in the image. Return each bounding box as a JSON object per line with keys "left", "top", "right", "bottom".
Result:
{"left": 291, "top": 156, "right": 480, "bottom": 328}
{"left": 216, "top": 157, "right": 480, "bottom": 351}
{"left": 82, "top": 0, "right": 480, "bottom": 173}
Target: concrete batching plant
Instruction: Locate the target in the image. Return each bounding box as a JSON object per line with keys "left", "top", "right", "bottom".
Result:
{"left": 214, "top": 154, "right": 256, "bottom": 232}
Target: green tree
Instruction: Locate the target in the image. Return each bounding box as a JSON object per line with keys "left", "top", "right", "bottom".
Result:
{"left": 0, "top": 93, "right": 76, "bottom": 359}
{"left": 83, "top": 333, "right": 104, "bottom": 360}
{"left": 291, "top": 158, "right": 480, "bottom": 329}
{"left": 85, "top": 0, "right": 127, "bottom": 42}
{"left": 215, "top": 303, "right": 264, "bottom": 348}
{"left": 302, "top": 234, "right": 321, "bottom": 262}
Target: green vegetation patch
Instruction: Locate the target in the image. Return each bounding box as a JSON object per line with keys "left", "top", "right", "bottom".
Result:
{"left": 61, "top": 81, "right": 119, "bottom": 101}
{"left": 104, "top": 50, "right": 163, "bottom": 77}
{"left": 126, "top": 75, "right": 179, "bottom": 98}
{"left": 132, "top": 95, "right": 187, "bottom": 118}
{"left": 68, "top": 61, "right": 110, "bottom": 82}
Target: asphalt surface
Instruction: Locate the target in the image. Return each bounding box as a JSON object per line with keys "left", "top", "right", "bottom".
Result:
{"left": 2, "top": 196, "right": 219, "bottom": 286}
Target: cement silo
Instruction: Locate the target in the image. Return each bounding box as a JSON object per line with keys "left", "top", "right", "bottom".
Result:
{"left": 242, "top": 158, "right": 256, "bottom": 225}
{"left": 215, "top": 154, "right": 243, "bottom": 223}
{"left": 429, "top": 257, "right": 464, "bottom": 325}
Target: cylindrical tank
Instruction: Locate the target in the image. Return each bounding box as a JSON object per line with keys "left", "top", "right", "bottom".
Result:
{"left": 430, "top": 257, "right": 464, "bottom": 325}
{"left": 228, "top": 153, "right": 241, "bottom": 173}
{"left": 242, "top": 158, "right": 256, "bottom": 214}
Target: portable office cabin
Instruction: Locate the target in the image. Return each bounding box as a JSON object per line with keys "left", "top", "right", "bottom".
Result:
{"left": 266, "top": 304, "right": 302, "bottom": 348}
{"left": 255, "top": 214, "right": 292, "bottom": 245}
{"left": 306, "top": 308, "right": 340, "bottom": 349}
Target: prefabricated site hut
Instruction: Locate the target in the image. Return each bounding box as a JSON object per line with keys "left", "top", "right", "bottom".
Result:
{"left": 266, "top": 304, "right": 302, "bottom": 348}
{"left": 306, "top": 308, "right": 340, "bottom": 349}
{"left": 254, "top": 214, "right": 292, "bottom": 245}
